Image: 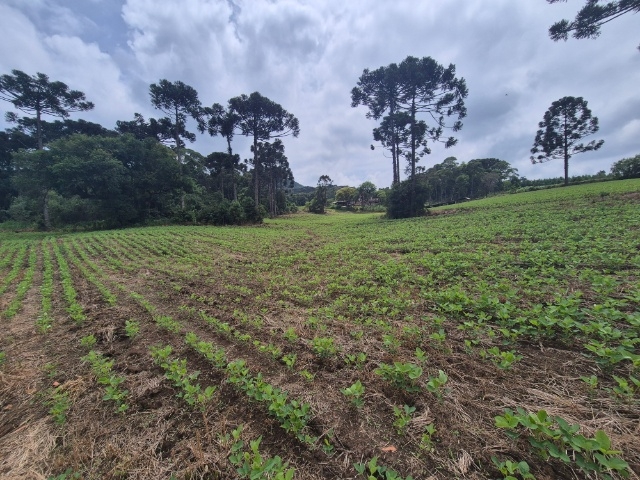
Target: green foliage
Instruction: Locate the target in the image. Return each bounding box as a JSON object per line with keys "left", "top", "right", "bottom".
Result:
{"left": 228, "top": 426, "right": 295, "bottom": 480}
{"left": 354, "top": 457, "right": 414, "bottom": 480}
{"left": 150, "top": 345, "right": 215, "bottom": 412}
{"left": 419, "top": 423, "right": 437, "bottom": 452}
{"left": 81, "top": 350, "right": 129, "bottom": 413}
{"left": 530, "top": 96, "right": 604, "bottom": 186}
{"left": 481, "top": 346, "right": 523, "bottom": 370}
{"left": 341, "top": 380, "right": 365, "bottom": 408}
{"left": 610, "top": 154, "right": 640, "bottom": 179}
{"left": 425, "top": 370, "right": 448, "bottom": 398}
{"left": 311, "top": 336, "right": 338, "bottom": 358}
{"left": 491, "top": 457, "right": 536, "bottom": 480}
{"left": 226, "top": 360, "right": 312, "bottom": 440}
{"left": 47, "top": 468, "right": 82, "bottom": 480}
{"left": 0, "top": 351, "right": 6, "bottom": 367}
{"left": 386, "top": 177, "right": 430, "bottom": 219}
{"left": 392, "top": 404, "right": 415, "bottom": 435}
{"left": 124, "top": 320, "right": 140, "bottom": 339}
{"left": 495, "top": 408, "right": 630, "bottom": 478}
{"left": 80, "top": 334, "right": 97, "bottom": 350}
{"left": 374, "top": 362, "right": 423, "bottom": 392}
{"left": 48, "top": 387, "right": 70, "bottom": 425}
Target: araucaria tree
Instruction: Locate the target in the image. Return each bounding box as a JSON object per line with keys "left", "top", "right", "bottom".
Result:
{"left": 352, "top": 56, "right": 467, "bottom": 218}
{"left": 530, "top": 96, "right": 604, "bottom": 185}
{"left": 547, "top": 0, "right": 640, "bottom": 50}
{"left": 228, "top": 92, "right": 299, "bottom": 209}
{"left": 0, "top": 70, "right": 94, "bottom": 150}
{"left": 149, "top": 79, "right": 203, "bottom": 163}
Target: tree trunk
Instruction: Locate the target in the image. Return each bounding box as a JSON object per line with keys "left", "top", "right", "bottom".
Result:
{"left": 43, "top": 189, "right": 51, "bottom": 230}
{"left": 253, "top": 136, "right": 260, "bottom": 208}
{"left": 36, "top": 109, "right": 43, "bottom": 150}
{"left": 563, "top": 115, "right": 569, "bottom": 186}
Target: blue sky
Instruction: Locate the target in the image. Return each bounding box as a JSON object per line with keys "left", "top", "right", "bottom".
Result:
{"left": 1, "top": 0, "right": 638, "bottom": 187}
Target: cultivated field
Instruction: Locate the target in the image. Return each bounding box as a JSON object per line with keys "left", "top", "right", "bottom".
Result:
{"left": 0, "top": 180, "right": 639, "bottom": 480}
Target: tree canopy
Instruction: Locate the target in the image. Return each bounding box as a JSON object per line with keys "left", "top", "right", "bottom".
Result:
{"left": 149, "top": 79, "right": 203, "bottom": 163}
{"left": 0, "top": 70, "right": 94, "bottom": 149}
{"left": 531, "top": 96, "right": 604, "bottom": 186}
{"left": 548, "top": 0, "right": 640, "bottom": 50}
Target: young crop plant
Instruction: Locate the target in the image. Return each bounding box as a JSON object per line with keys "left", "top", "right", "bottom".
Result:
{"left": 392, "top": 404, "right": 416, "bottom": 435}
{"left": 491, "top": 457, "right": 536, "bottom": 480}
{"left": 81, "top": 350, "right": 129, "bottom": 413}
{"left": 353, "top": 457, "right": 414, "bottom": 480}
{"left": 0, "top": 243, "right": 27, "bottom": 297}
{"left": 64, "top": 241, "right": 116, "bottom": 306}
{"left": 154, "top": 315, "right": 183, "bottom": 333}
{"left": 48, "top": 387, "right": 71, "bottom": 425}
{"left": 38, "top": 240, "right": 55, "bottom": 333}
{"left": 311, "top": 337, "right": 338, "bottom": 358}
{"left": 283, "top": 327, "right": 298, "bottom": 343}
{"left": 341, "top": 380, "right": 365, "bottom": 408}
{"left": 3, "top": 245, "right": 37, "bottom": 318}
{"left": 425, "top": 370, "right": 449, "bottom": 399}
{"left": 382, "top": 334, "right": 400, "bottom": 353}
{"left": 52, "top": 241, "right": 85, "bottom": 323}
{"left": 0, "top": 351, "right": 6, "bottom": 367}
{"left": 495, "top": 408, "right": 630, "bottom": 478}
{"left": 228, "top": 425, "right": 295, "bottom": 480}
{"left": 281, "top": 353, "right": 297, "bottom": 370}
{"left": 419, "top": 423, "right": 437, "bottom": 453}
{"left": 184, "top": 332, "right": 227, "bottom": 368}
{"left": 481, "top": 347, "right": 523, "bottom": 370}
{"left": 226, "top": 360, "right": 313, "bottom": 441}
{"left": 80, "top": 334, "right": 97, "bottom": 350}
{"left": 344, "top": 352, "right": 367, "bottom": 369}
{"left": 124, "top": 320, "right": 140, "bottom": 339}
{"left": 374, "top": 362, "right": 423, "bottom": 392}
{"left": 150, "top": 345, "right": 215, "bottom": 412}
{"left": 611, "top": 375, "right": 640, "bottom": 402}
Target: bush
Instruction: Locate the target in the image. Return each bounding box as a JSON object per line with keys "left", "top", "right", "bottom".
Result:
{"left": 610, "top": 154, "right": 640, "bottom": 179}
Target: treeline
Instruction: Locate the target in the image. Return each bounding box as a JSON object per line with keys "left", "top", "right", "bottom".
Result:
{"left": 0, "top": 70, "right": 299, "bottom": 230}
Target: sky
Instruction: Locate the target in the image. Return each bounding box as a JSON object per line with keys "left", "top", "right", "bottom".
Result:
{"left": 0, "top": 0, "right": 638, "bottom": 188}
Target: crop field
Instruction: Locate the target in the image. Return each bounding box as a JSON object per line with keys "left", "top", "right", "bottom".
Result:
{"left": 0, "top": 180, "right": 639, "bottom": 480}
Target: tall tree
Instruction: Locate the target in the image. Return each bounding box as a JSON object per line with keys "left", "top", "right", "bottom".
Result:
{"left": 530, "top": 96, "right": 604, "bottom": 185}
{"left": 200, "top": 103, "right": 244, "bottom": 199}
{"left": 149, "top": 79, "right": 203, "bottom": 163}
{"left": 548, "top": 0, "right": 640, "bottom": 50}
{"left": 352, "top": 64, "right": 403, "bottom": 184}
{"left": 251, "top": 139, "right": 293, "bottom": 216}
{"left": 396, "top": 56, "right": 468, "bottom": 182}
{"left": 0, "top": 70, "right": 94, "bottom": 150}
{"left": 309, "top": 175, "right": 332, "bottom": 214}
{"left": 228, "top": 92, "right": 299, "bottom": 209}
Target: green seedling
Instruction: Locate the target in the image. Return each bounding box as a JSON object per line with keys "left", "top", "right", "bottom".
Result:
{"left": 491, "top": 456, "right": 536, "bottom": 480}
{"left": 393, "top": 404, "right": 415, "bottom": 435}
{"left": 374, "top": 362, "right": 423, "bottom": 392}
{"left": 341, "top": 380, "right": 365, "bottom": 408}
{"left": 80, "top": 334, "right": 97, "bottom": 350}
{"left": 125, "top": 320, "right": 140, "bottom": 339}
{"left": 425, "top": 370, "right": 448, "bottom": 398}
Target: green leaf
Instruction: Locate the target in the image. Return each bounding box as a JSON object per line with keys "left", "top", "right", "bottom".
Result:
{"left": 594, "top": 430, "right": 611, "bottom": 450}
